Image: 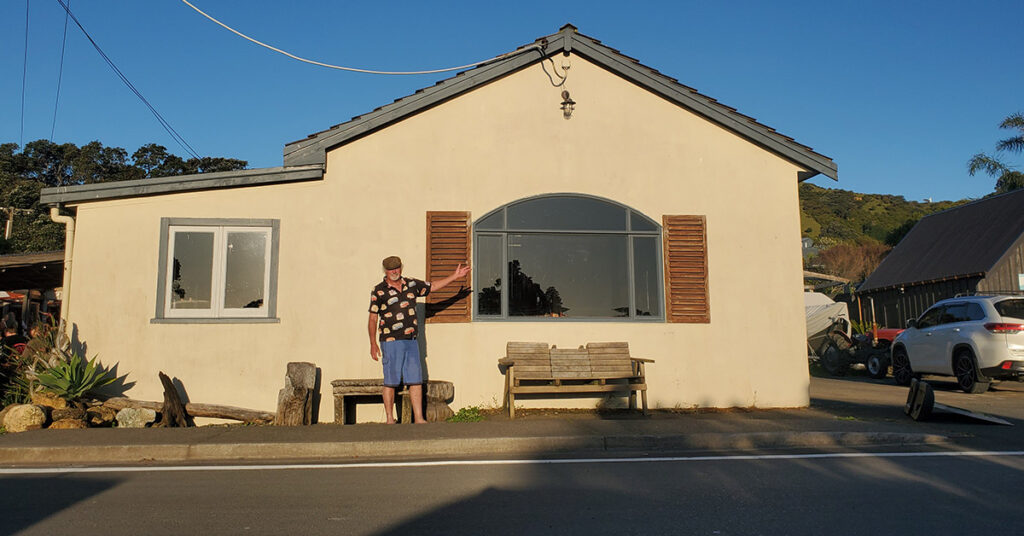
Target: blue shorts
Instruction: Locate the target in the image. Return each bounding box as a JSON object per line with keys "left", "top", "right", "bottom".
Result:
{"left": 381, "top": 339, "right": 422, "bottom": 387}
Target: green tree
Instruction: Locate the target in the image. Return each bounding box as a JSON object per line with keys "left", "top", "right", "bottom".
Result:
{"left": 968, "top": 112, "right": 1024, "bottom": 194}
{"left": 0, "top": 139, "right": 247, "bottom": 254}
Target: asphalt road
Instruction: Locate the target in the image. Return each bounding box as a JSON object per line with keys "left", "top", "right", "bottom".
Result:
{"left": 3, "top": 452, "right": 1024, "bottom": 535}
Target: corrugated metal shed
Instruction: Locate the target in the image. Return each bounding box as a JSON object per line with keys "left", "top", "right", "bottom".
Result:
{"left": 0, "top": 251, "right": 64, "bottom": 290}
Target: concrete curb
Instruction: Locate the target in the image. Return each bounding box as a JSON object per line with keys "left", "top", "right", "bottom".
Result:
{"left": 0, "top": 431, "right": 949, "bottom": 466}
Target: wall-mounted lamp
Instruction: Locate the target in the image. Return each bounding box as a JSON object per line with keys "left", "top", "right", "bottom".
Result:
{"left": 560, "top": 90, "right": 575, "bottom": 119}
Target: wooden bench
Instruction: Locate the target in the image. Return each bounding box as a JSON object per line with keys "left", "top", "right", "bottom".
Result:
{"left": 497, "top": 342, "right": 653, "bottom": 419}
{"left": 331, "top": 379, "right": 454, "bottom": 424}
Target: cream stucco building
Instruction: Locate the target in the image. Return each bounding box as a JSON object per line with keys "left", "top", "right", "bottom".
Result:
{"left": 40, "top": 26, "right": 837, "bottom": 421}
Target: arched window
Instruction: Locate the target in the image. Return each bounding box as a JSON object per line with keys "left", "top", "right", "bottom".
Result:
{"left": 474, "top": 194, "right": 662, "bottom": 320}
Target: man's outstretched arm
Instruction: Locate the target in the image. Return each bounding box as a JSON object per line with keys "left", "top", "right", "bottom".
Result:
{"left": 430, "top": 264, "right": 471, "bottom": 292}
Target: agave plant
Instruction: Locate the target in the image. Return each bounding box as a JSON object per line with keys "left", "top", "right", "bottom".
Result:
{"left": 33, "top": 351, "right": 115, "bottom": 402}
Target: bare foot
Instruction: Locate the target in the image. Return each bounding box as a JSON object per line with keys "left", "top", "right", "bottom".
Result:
{"left": 385, "top": 419, "right": 397, "bottom": 425}
{"left": 414, "top": 419, "right": 428, "bottom": 424}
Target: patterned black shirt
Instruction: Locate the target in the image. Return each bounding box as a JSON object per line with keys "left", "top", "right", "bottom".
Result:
{"left": 368, "top": 277, "right": 431, "bottom": 341}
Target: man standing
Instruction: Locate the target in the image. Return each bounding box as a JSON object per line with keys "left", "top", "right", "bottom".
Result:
{"left": 368, "top": 256, "right": 470, "bottom": 424}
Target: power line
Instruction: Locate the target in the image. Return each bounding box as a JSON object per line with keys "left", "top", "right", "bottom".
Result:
{"left": 180, "top": 0, "right": 541, "bottom": 75}
{"left": 55, "top": 0, "right": 200, "bottom": 159}
{"left": 50, "top": 0, "right": 71, "bottom": 142}
{"left": 20, "top": 0, "right": 29, "bottom": 148}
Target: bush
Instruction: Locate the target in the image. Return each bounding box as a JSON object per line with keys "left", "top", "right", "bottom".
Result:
{"left": 447, "top": 406, "right": 484, "bottom": 423}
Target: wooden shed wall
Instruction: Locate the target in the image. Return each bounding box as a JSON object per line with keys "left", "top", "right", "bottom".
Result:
{"left": 978, "top": 235, "right": 1024, "bottom": 295}
{"left": 859, "top": 276, "right": 982, "bottom": 328}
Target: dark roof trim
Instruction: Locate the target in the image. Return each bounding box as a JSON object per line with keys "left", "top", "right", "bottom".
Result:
{"left": 0, "top": 250, "right": 64, "bottom": 269}
{"left": 39, "top": 165, "right": 324, "bottom": 205}
{"left": 284, "top": 25, "right": 837, "bottom": 180}
{"left": 857, "top": 272, "right": 986, "bottom": 295}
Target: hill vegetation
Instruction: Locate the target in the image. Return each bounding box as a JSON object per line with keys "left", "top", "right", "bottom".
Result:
{"left": 799, "top": 183, "right": 970, "bottom": 281}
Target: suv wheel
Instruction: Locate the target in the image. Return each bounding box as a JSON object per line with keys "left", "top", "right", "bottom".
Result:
{"left": 867, "top": 353, "right": 889, "bottom": 379}
{"left": 892, "top": 348, "right": 913, "bottom": 386}
{"left": 954, "top": 349, "right": 990, "bottom": 394}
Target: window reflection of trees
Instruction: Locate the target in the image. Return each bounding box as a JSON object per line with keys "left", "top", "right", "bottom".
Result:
{"left": 479, "top": 260, "right": 569, "bottom": 317}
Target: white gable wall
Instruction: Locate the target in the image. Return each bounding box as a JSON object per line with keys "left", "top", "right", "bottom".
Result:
{"left": 66, "top": 55, "right": 809, "bottom": 420}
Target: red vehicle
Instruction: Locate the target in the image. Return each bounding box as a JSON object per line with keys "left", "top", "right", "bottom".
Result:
{"left": 869, "top": 327, "right": 905, "bottom": 348}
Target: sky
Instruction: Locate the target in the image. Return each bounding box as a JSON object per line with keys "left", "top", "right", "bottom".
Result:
{"left": 1, "top": 0, "right": 1021, "bottom": 203}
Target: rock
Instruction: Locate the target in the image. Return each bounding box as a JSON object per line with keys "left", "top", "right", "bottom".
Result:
{"left": 3, "top": 404, "right": 47, "bottom": 432}
{"left": 31, "top": 391, "right": 68, "bottom": 410}
{"left": 48, "top": 419, "right": 88, "bottom": 430}
{"left": 116, "top": 407, "right": 157, "bottom": 428}
{"left": 0, "top": 404, "right": 14, "bottom": 425}
{"left": 51, "top": 407, "right": 86, "bottom": 421}
{"left": 275, "top": 362, "right": 316, "bottom": 426}
{"left": 86, "top": 406, "right": 117, "bottom": 427}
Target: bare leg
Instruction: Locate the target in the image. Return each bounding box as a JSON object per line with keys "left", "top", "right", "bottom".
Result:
{"left": 409, "top": 383, "right": 427, "bottom": 423}
{"left": 382, "top": 386, "right": 397, "bottom": 424}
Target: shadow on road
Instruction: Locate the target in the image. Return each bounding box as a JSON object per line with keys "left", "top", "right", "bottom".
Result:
{"left": 0, "top": 476, "right": 121, "bottom": 535}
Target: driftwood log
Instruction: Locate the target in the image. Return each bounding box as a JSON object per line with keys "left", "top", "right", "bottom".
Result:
{"left": 102, "top": 397, "right": 274, "bottom": 424}
{"left": 155, "top": 371, "right": 191, "bottom": 427}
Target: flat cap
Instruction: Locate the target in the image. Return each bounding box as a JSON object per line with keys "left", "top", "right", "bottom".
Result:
{"left": 382, "top": 256, "right": 402, "bottom": 270}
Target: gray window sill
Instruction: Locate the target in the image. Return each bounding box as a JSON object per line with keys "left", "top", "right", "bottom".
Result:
{"left": 150, "top": 317, "right": 281, "bottom": 324}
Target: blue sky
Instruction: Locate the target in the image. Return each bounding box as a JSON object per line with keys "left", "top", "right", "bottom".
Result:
{"left": 2, "top": 0, "right": 1021, "bottom": 202}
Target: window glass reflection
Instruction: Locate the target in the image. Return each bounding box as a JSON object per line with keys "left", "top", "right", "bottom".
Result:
{"left": 476, "top": 235, "right": 503, "bottom": 315}
{"left": 171, "top": 232, "right": 214, "bottom": 309}
{"left": 224, "top": 232, "right": 267, "bottom": 309}
{"left": 507, "top": 197, "right": 627, "bottom": 231}
{"left": 632, "top": 236, "right": 661, "bottom": 317}
{"left": 630, "top": 211, "right": 658, "bottom": 231}
{"left": 476, "top": 211, "right": 503, "bottom": 230}
{"left": 508, "top": 234, "right": 629, "bottom": 317}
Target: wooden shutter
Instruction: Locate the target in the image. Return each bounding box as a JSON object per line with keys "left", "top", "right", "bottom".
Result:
{"left": 663, "top": 215, "right": 710, "bottom": 323}
{"left": 425, "top": 211, "right": 472, "bottom": 323}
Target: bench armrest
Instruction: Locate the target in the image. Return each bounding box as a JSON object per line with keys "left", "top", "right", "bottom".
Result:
{"left": 498, "top": 357, "right": 515, "bottom": 366}
{"left": 631, "top": 357, "right": 655, "bottom": 363}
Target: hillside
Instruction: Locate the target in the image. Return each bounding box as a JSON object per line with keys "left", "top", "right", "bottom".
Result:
{"left": 799, "top": 183, "right": 967, "bottom": 248}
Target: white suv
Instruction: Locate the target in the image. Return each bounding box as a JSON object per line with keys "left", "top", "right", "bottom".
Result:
{"left": 891, "top": 295, "right": 1024, "bottom": 393}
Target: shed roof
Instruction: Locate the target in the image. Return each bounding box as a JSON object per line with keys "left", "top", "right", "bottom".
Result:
{"left": 858, "top": 188, "right": 1024, "bottom": 293}
{"left": 283, "top": 24, "right": 837, "bottom": 180}
{"left": 0, "top": 251, "right": 63, "bottom": 291}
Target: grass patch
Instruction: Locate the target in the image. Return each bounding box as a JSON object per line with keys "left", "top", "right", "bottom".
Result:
{"left": 447, "top": 406, "right": 485, "bottom": 423}
{"left": 836, "top": 415, "right": 860, "bottom": 421}
{"left": 0, "top": 425, "right": 6, "bottom": 435}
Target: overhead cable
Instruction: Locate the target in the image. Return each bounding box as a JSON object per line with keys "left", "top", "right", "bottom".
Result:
{"left": 180, "top": 0, "right": 542, "bottom": 75}
{"left": 55, "top": 0, "right": 200, "bottom": 159}
{"left": 21, "top": 0, "right": 30, "bottom": 148}
{"left": 50, "top": 0, "right": 71, "bottom": 142}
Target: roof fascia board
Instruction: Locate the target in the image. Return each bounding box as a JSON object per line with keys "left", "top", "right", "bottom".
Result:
{"left": 567, "top": 36, "right": 837, "bottom": 179}
{"left": 283, "top": 47, "right": 548, "bottom": 166}
{"left": 39, "top": 164, "right": 324, "bottom": 205}
{"left": 857, "top": 272, "right": 986, "bottom": 294}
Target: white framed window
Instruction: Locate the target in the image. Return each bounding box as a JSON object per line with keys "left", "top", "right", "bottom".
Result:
{"left": 153, "top": 218, "right": 280, "bottom": 323}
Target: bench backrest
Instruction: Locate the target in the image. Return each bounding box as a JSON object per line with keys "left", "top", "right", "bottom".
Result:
{"left": 506, "top": 342, "right": 552, "bottom": 379}
{"left": 585, "top": 342, "right": 634, "bottom": 379}
{"left": 507, "top": 341, "right": 635, "bottom": 380}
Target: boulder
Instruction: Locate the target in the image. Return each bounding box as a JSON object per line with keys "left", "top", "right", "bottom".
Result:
{"left": 3, "top": 404, "right": 47, "bottom": 432}
{"left": 86, "top": 406, "right": 117, "bottom": 427}
{"left": 0, "top": 404, "right": 14, "bottom": 425}
{"left": 116, "top": 407, "right": 157, "bottom": 428}
{"left": 51, "top": 407, "right": 86, "bottom": 421}
{"left": 31, "top": 392, "right": 68, "bottom": 410}
{"left": 48, "top": 418, "right": 88, "bottom": 430}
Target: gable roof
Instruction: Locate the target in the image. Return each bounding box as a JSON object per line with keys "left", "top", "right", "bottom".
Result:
{"left": 283, "top": 25, "right": 837, "bottom": 180}
{"left": 858, "top": 188, "right": 1024, "bottom": 293}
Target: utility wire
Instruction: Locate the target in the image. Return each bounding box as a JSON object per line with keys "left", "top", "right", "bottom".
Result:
{"left": 55, "top": 0, "right": 200, "bottom": 159}
{"left": 20, "top": 0, "right": 30, "bottom": 148}
{"left": 50, "top": 0, "right": 71, "bottom": 142}
{"left": 180, "top": 0, "right": 542, "bottom": 75}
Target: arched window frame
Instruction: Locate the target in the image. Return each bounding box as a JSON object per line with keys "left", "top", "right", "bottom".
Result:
{"left": 473, "top": 193, "right": 664, "bottom": 322}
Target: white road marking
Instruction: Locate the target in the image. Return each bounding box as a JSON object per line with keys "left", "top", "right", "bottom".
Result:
{"left": 3, "top": 450, "right": 1024, "bottom": 475}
